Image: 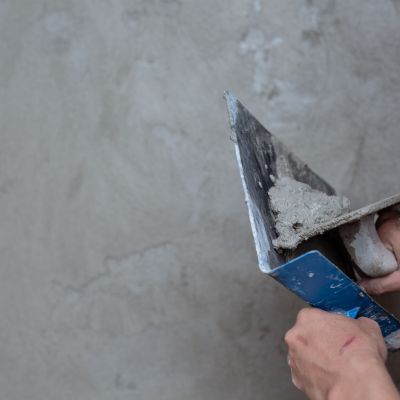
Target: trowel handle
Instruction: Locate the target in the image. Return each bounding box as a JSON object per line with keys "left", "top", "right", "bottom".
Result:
{"left": 270, "top": 251, "right": 400, "bottom": 351}
{"left": 339, "top": 214, "right": 398, "bottom": 278}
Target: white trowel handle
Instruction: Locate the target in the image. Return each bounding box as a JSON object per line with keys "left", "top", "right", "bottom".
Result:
{"left": 339, "top": 213, "right": 398, "bottom": 278}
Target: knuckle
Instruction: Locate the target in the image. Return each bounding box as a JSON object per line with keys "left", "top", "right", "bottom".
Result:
{"left": 358, "top": 317, "right": 381, "bottom": 334}
{"left": 284, "top": 328, "right": 295, "bottom": 345}
{"left": 297, "top": 307, "right": 325, "bottom": 322}
{"left": 369, "top": 318, "right": 380, "bottom": 330}
{"left": 297, "top": 308, "right": 312, "bottom": 321}
{"left": 371, "top": 281, "right": 384, "bottom": 296}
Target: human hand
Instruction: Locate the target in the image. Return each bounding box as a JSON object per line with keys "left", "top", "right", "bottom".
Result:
{"left": 284, "top": 308, "right": 398, "bottom": 400}
{"left": 360, "top": 210, "right": 400, "bottom": 295}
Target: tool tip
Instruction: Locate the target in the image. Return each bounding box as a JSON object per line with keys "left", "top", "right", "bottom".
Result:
{"left": 224, "top": 91, "right": 239, "bottom": 128}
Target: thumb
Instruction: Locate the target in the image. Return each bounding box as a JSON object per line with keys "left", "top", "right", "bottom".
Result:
{"left": 359, "top": 270, "right": 400, "bottom": 296}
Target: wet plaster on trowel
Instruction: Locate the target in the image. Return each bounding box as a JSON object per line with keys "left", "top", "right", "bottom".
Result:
{"left": 269, "top": 176, "right": 350, "bottom": 250}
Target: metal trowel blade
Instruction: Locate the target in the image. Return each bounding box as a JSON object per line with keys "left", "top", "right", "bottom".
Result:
{"left": 224, "top": 91, "right": 335, "bottom": 271}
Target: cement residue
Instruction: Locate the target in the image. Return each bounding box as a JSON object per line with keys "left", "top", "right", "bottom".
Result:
{"left": 269, "top": 176, "right": 350, "bottom": 249}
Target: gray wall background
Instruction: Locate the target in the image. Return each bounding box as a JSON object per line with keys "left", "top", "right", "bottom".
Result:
{"left": 1, "top": 0, "right": 400, "bottom": 399}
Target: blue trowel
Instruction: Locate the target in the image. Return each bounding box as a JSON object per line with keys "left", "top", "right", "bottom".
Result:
{"left": 225, "top": 91, "right": 400, "bottom": 350}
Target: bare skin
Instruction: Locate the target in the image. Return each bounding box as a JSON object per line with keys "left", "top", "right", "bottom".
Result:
{"left": 285, "top": 210, "right": 400, "bottom": 400}
{"left": 285, "top": 309, "right": 399, "bottom": 400}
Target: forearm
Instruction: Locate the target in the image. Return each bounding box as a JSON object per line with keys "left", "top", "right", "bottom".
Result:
{"left": 328, "top": 360, "right": 400, "bottom": 400}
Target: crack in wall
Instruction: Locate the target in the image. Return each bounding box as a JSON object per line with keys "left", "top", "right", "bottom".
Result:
{"left": 51, "top": 241, "right": 175, "bottom": 296}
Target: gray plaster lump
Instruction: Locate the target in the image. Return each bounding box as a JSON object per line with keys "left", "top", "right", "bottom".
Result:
{"left": 269, "top": 177, "right": 350, "bottom": 250}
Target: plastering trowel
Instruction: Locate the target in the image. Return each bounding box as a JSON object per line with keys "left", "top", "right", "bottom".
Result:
{"left": 225, "top": 91, "right": 400, "bottom": 350}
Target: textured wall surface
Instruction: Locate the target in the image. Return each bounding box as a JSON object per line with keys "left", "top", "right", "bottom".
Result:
{"left": 1, "top": 0, "right": 400, "bottom": 399}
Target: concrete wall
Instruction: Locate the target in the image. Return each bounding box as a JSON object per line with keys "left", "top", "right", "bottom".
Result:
{"left": 1, "top": 0, "right": 400, "bottom": 399}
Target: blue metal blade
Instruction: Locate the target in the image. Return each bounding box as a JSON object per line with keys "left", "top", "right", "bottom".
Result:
{"left": 270, "top": 251, "right": 400, "bottom": 350}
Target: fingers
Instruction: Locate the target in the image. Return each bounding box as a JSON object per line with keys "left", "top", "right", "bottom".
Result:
{"left": 357, "top": 316, "right": 380, "bottom": 334}
{"left": 284, "top": 308, "right": 388, "bottom": 397}
{"left": 295, "top": 307, "right": 333, "bottom": 324}
{"left": 287, "top": 354, "right": 302, "bottom": 390}
{"left": 377, "top": 212, "right": 400, "bottom": 262}
{"left": 357, "top": 212, "right": 400, "bottom": 295}
{"left": 357, "top": 317, "right": 387, "bottom": 361}
{"left": 359, "top": 270, "right": 400, "bottom": 295}
{"left": 285, "top": 309, "right": 318, "bottom": 352}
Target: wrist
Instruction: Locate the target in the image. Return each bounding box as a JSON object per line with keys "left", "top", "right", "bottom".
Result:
{"left": 328, "top": 358, "right": 398, "bottom": 400}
